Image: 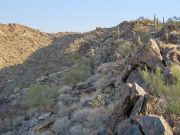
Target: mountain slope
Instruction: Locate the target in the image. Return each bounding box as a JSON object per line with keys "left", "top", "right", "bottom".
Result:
{"left": 0, "top": 21, "right": 180, "bottom": 135}
{"left": 0, "top": 23, "right": 54, "bottom": 68}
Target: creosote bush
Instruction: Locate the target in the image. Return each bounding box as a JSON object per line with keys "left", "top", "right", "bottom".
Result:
{"left": 72, "top": 108, "right": 108, "bottom": 130}
{"left": 133, "top": 23, "right": 151, "bottom": 43}
{"left": 26, "top": 84, "right": 58, "bottom": 107}
{"left": 62, "top": 63, "right": 91, "bottom": 86}
{"left": 62, "top": 56, "right": 92, "bottom": 86}
{"left": 114, "top": 39, "right": 132, "bottom": 58}
{"left": 51, "top": 117, "right": 71, "bottom": 134}
{"left": 142, "top": 66, "right": 180, "bottom": 115}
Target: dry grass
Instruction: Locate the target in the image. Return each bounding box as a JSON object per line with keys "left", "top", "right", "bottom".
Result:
{"left": 51, "top": 117, "right": 71, "bottom": 134}
{"left": 72, "top": 108, "right": 108, "bottom": 130}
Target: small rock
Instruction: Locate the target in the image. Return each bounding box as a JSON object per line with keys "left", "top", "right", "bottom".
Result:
{"left": 97, "top": 62, "right": 122, "bottom": 73}
{"left": 38, "top": 112, "right": 51, "bottom": 120}
{"left": 58, "top": 85, "right": 72, "bottom": 94}
{"left": 130, "top": 83, "right": 146, "bottom": 103}
{"left": 103, "top": 85, "right": 113, "bottom": 93}
{"left": 94, "top": 73, "right": 114, "bottom": 91}
{"left": 34, "top": 118, "right": 55, "bottom": 134}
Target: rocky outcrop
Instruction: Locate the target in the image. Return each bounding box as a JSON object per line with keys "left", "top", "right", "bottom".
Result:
{"left": 104, "top": 81, "right": 167, "bottom": 135}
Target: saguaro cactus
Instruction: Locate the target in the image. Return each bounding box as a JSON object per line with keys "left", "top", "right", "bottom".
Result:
{"left": 154, "top": 14, "right": 156, "bottom": 30}
{"left": 163, "top": 17, "right": 165, "bottom": 33}
{"left": 156, "top": 18, "right": 159, "bottom": 30}
{"left": 165, "top": 32, "right": 169, "bottom": 44}
{"left": 117, "top": 25, "right": 120, "bottom": 39}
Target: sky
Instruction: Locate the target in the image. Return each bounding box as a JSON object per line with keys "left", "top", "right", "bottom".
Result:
{"left": 0, "top": 0, "right": 179, "bottom": 33}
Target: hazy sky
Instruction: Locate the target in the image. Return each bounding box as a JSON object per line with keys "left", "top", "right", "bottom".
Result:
{"left": 0, "top": 0, "right": 179, "bottom": 32}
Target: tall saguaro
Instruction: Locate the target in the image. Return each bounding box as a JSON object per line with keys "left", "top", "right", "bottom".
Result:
{"left": 156, "top": 18, "right": 159, "bottom": 31}
{"left": 117, "top": 25, "right": 120, "bottom": 40}
{"left": 154, "top": 14, "right": 156, "bottom": 30}
{"left": 163, "top": 17, "right": 165, "bottom": 33}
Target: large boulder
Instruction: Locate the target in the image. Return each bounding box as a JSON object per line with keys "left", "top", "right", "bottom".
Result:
{"left": 115, "top": 115, "right": 173, "bottom": 135}
{"left": 132, "top": 38, "right": 163, "bottom": 69}
{"left": 139, "top": 115, "right": 173, "bottom": 135}
{"left": 115, "top": 119, "right": 143, "bottom": 135}
{"left": 126, "top": 68, "right": 146, "bottom": 90}
{"left": 97, "top": 61, "right": 126, "bottom": 74}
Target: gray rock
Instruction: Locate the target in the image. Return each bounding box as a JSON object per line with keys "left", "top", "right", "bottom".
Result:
{"left": 130, "top": 83, "right": 146, "bottom": 103}
{"left": 132, "top": 38, "right": 163, "bottom": 69}
{"left": 33, "top": 118, "right": 55, "bottom": 134}
{"left": 94, "top": 73, "right": 114, "bottom": 91}
{"left": 38, "top": 113, "right": 51, "bottom": 120}
{"left": 124, "top": 125, "right": 143, "bottom": 135}
{"left": 130, "top": 96, "right": 145, "bottom": 116}
{"left": 139, "top": 115, "right": 173, "bottom": 135}
{"left": 126, "top": 68, "right": 146, "bottom": 89}
{"left": 115, "top": 119, "right": 133, "bottom": 135}
{"left": 116, "top": 115, "right": 173, "bottom": 135}
{"left": 87, "top": 73, "right": 102, "bottom": 84}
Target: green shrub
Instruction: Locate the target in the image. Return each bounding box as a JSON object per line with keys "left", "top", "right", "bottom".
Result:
{"left": 171, "top": 65, "right": 180, "bottom": 82}
{"left": 62, "top": 58, "right": 92, "bottom": 85}
{"left": 114, "top": 39, "right": 132, "bottom": 58}
{"left": 64, "top": 55, "right": 82, "bottom": 65}
{"left": 112, "top": 30, "right": 123, "bottom": 39}
{"left": 26, "top": 84, "right": 58, "bottom": 107}
{"left": 142, "top": 67, "right": 166, "bottom": 96}
{"left": 142, "top": 66, "right": 180, "bottom": 115}
{"left": 133, "top": 23, "right": 151, "bottom": 43}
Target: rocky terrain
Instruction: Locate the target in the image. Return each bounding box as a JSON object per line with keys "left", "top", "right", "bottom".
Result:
{"left": 0, "top": 20, "right": 180, "bottom": 135}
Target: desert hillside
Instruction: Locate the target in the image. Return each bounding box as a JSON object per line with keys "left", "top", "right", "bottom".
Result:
{"left": 0, "top": 23, "right": 54, "bottom": 68}
{"left": 0, "top": 19, "right": 180, "bottom": 135}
